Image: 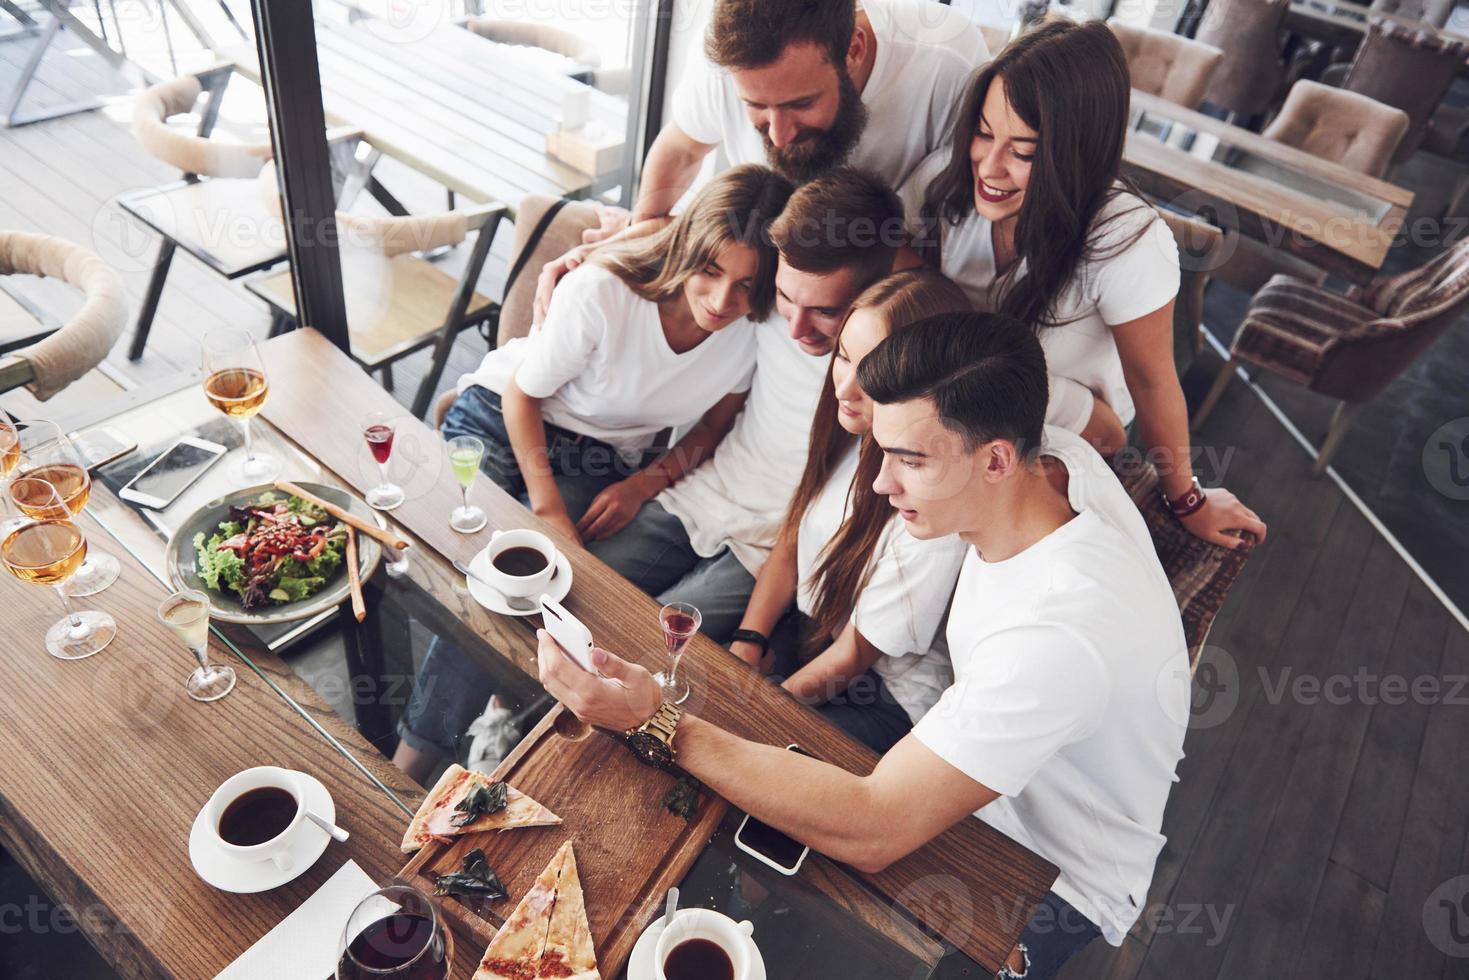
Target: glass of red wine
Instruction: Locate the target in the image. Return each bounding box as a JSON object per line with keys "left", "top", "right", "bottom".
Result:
{"left": 361, "top": 412, "right": 406, "bottom": 511}
{"left": 654, "top": 601, "right": 700, "bottom": 705}
{"left": 337, "top": 883, "right": 453, "bottom": 980}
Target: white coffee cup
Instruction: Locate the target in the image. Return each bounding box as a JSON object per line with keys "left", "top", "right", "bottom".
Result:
{"left": 481, "top": 529, "right": 558, "bottom": 600}
{"left": 204, "top": 766, "right": 306, "bottom": 871}
{"left": 655, "top": 909, "right": 755, "bottom": 980}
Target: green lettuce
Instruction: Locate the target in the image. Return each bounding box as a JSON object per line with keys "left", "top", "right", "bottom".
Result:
{"left": 193, "top": 532, "right": 245, "bottom": 593}
{"left": 272, "top": 575, "right": 325, "bottom": 602}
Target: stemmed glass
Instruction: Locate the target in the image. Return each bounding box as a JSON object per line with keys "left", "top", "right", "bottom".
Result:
{"left": 361, "top": 411, "right": 406, "bottom": 511}
{"left": 446, "top": 435, "right": 487, "bottom": 533}
{"left": 13, "top": 420, "right": 120, "bottom": 597}
{"left": 0, "top": 407, "right": 22, "bottom": 539}
{"left": 157, "top": 588, "right": 236, "bottom": 702}
{"left": 336, "top": 883, "right": 452, "bottom": 980}
{"left": 654, "top": 601, "right": 700, "bottom": 705}
{"left": 1, "top": 477, "right": 116, "bottom": 660}
{"left": 202, "top": 328, "right": 280, "bottom": 484}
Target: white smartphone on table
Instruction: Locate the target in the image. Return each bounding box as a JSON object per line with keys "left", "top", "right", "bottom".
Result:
{"left": 734, "top": 744, "right": 814, "bottom": 876}
{"left": 540, "top": 595, "right": 598, "bottom": 673}
{"left": 118, "top": 436, "right": 228, "bottom": 509}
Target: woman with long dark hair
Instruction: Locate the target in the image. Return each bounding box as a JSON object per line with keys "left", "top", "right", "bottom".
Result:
{"left": 904, "top": 20, "right": 1266, "bottom": 548}
{"left": 726, "top": 268, "right": 971, "bottom": 752}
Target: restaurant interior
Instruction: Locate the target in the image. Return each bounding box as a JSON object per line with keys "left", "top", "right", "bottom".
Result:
{"left": 0, "top": 0, "right": 1466, "bottom": 977}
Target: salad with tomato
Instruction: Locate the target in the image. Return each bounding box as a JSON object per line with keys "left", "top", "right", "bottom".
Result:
{"left": 193, "top": 492, "right": 347, "bottom": 610}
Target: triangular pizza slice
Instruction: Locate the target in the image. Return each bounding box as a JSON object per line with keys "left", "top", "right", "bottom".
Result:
{"left": 474, "top": 843, "right": 569, "bottom": 980}
{"left": 401, "top": 764, "right": 561, "bottom": 853}
{"left": 538, "top": 842, "right": 600, "bottom": 980}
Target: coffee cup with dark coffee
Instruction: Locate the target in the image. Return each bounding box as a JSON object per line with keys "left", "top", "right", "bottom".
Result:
{"left": 480, "top": 529, "right": 558, "bottom": 602}
{"left": 654, "top": 909, "right": 756, "bottom": 980}
{"left": 203, "top": 766, "right": 307, "bottom": 871}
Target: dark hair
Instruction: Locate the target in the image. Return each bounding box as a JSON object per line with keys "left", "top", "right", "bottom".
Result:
{"left": 597, "top": 164, "right": 794, "bottom": 321}
{"left": 919, "top": 20, "right": 1152, "bottom": 328}
{"left": 857, "top": 312, "right": 1048, "bottom": 455}
{"left": 706, "top": 0, "right": 856, "bottom": 70}
{"left": 783, "top": 269, "right": 971, "bottom": 650}
{"left": 769, "top": 168, "right": 903, "bottom": 288}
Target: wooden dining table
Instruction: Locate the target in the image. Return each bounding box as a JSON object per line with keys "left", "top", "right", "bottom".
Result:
{"left": 0, "top": 328, "right": 1057, "bottom": 979}
{"left": 1122, "top": 88, "right": 1414, "bottom": 284}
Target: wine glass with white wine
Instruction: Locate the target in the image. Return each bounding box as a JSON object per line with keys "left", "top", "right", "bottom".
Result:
{"left": 157, "top": 588, "right": 236, "bottom": 702}
{"left": 12, "top": 420, "right": 121, "bottom": 597}
{"left": 202, "top": 329, "right": 280, "bottom": 484}
{"left": 2, "top": 477, "right": 116, "bottom": 660}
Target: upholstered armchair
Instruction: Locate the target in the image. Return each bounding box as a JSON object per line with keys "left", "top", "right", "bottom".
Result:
{"left": 1108, "top": 20, "right": 1224, "bottom": 109}
{"left": 1263, "top": 80, "right": 1410, "bottom": 178}
{"left": 1195, "top": 0, "right": 1292, "bottom": 119}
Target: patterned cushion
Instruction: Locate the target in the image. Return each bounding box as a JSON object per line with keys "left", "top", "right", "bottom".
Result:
{"left": 1363, "top": 236, "right": 1469, "bottom": 318}
{"left": 1232, "top": 274, "right": 1378, "bottom": 384}
{"left": 1112, "top": 458, "right": 1255, "bottom": 671}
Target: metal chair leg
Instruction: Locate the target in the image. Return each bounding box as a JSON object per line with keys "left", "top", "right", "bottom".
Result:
{"left": 1192, "top": 355, "right": 1239, "bottom": 430}
{"left": 411, "top": 213, "right": 502, "bottom": 417}
{"left": 128, "top": 239, "right": 177, "bottom": 360}
{"left": 1312, "top": 401, "right": 1362, "bottom": 478}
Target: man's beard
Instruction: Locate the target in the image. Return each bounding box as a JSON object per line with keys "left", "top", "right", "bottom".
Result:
{"left": 760, "top": 70, "right": 868, "bottom": 184}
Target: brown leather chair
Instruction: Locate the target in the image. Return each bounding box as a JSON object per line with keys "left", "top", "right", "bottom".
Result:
{"left": 1195, "top": 0, "right": 1292, "bottom": 118}
{"left": 1192, "top": 236, "right": 1469, "bottom": 475}
{"left": 1332, "top": 17, "right": 1469, "bottom": 162}
{"left": 1264, "top": 80, "right": 1410, "bottom": 178}
{"left": 1108, "top": 20, "right": 1223, "bottom": 109}
{"left": 1156, "top": 208, "right": 1226, "bottom": 375}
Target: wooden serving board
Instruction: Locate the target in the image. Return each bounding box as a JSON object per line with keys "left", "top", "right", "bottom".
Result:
{"left": 399, "top": 706, "right": 728, "bottom": 976}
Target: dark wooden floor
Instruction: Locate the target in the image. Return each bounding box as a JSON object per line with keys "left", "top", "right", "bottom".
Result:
{"left": 3, "top": 29, "right": 1468, "bottom": 980}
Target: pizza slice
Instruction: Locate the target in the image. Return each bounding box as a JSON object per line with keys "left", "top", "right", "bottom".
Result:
{"left": 474, "top": 843, "right": 567, "bottom": 980}
{"left": 538, "top": 842, "right": 600, "bottom": 980}
{"left": 401, "top": 764, "right": 561, "bottom": 853}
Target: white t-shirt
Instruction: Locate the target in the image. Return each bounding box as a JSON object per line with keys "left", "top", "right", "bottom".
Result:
{"left": 899, "top": 157, "right": 1181, "bottom": 427}
{"left": 796, "top": 442, "right": 964, "bottom": 722}
{"left": 913, "top": 426, "right": 1189, "bottom": 945}
{"left": 456, "top": 263, "right": 757, "bottom": 453}
{"left": 672, "top": 0, "right": 989, "bottom": 188}
{"left": 657, "top": 321, "right": 830, "bottom": 573}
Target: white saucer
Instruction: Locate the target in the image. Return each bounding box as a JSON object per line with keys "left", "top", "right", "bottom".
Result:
{"left": 466, "top": 549, "right": 573, "bottom": 617}
{"left": 627, "top": 915, "right": 766, "bottom": 980}
{"left": 189, "top": 772, "right": 336, "bottom": 893}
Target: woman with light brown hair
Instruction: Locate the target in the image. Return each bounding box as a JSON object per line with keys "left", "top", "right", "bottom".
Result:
{"left": 725, "top": 268, "right": 973, "bottom": 751}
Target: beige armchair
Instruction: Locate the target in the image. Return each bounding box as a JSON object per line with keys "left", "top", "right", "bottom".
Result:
{"left": 1263, "top": 80, "right": 1409, "bottom": 179}
{"left": 1108, "top": 20, "right": 1223, "bottom": 109}
{"left": 0, "top": 232, "right": 126, "bottom": 400}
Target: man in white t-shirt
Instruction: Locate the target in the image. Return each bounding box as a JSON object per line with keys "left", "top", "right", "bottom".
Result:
{"left": 533, "top": 0, "right": 987, "bottom": 319}
{"left": 538, "top": 312, "right": 1191, "bottom": 980}
{"left": 586, "top": 170, "right": 905, "bottom": 641}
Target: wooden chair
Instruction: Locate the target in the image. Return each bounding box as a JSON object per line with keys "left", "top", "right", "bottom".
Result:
{"left": 120, "top": 67, "right": 279, "bottom": 362}
{"left": 1156, "top": 208, "right": 1226, "bottom": 376}
{"left": 0, "top": 231, "right": 126, "bottom": 400}
{"left": 1192, "top": 236, "right": 1469, "bottom": 475}
{"left": 249, "top": 161, "right": 508, "bottom": 418}
{"left": 1107, "top": 20, "right": 1223, "bottom": 109}
{"left": 1114, "top": 458, "right": 1256, "bottom": 671}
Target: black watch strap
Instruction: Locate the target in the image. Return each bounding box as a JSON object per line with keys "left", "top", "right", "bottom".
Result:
{"left": 731, "top": 628, "right": 769, "bottom": 653}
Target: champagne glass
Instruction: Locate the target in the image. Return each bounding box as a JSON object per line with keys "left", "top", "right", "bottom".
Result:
{"left": 654, "top": 601, "right": 700, "bottom": 705}
{"left": 446, "top": 435, "right": 487, "bottom": 533}
{"left": 0, "top": 407, "right": 22, "bottom": 539}
{"left": 13, "top": 420, "right": 120, "bottom": 597}
{"left": 157, "top": 588, "right": 236, "bottom": 702}
{"left": 1, "top": 477, "right": 116, "bottom": 660}
{"left": 337, "top": 883, "right": 452, "bottom": 980}
{"left": 202, "top": 328, "right": 280, "bottom": 484}
{"left": 361, "top": 412, "right": 406, "bottom": 511}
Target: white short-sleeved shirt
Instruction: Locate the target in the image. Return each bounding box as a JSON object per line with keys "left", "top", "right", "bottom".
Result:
{"left": 657, "top": 321, "right": 830, "bottom": 573}
{"left": 672, "top": 0, "right": 989, "bottom": 188}
{"left": 796, "top": 443, "right": 964, "bottom": 722}
{"left": 899, "top": 156, "right": 1181, "bottom": 427}
{"left": 456, "top": 263, "right": 757, "bottom": 453}
{"left": 912, "top": 426, "right": 1189, "bottom": 945}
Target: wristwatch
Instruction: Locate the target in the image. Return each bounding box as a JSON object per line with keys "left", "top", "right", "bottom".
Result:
{"left": 1164, "top": 476, "right": 1207, "bottom": 518}
{"left": 625, "top": 701, "right": 682, "bottom": 769}
{"left": 730, "top": 628, "right": 769, "bottom": 655}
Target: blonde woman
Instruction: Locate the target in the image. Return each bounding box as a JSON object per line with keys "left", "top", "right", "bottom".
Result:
{"left": 449, "top": 164, "right": 795, "bottom": 544}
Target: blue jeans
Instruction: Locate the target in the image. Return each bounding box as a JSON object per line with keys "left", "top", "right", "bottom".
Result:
{"left": 1000, "top": 891, "right": 1101, "bottom": 980}
{"left": 585, "top": 498, "right": 756, "bottom": 644}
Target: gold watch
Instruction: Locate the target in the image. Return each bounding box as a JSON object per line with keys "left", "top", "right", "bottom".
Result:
{"left": 625, "top": 702, "right": 681, "bottom": 769}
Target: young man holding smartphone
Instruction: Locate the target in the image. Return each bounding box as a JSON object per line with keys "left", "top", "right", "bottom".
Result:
{"left": 537, "top": 313, "right": 1192, "bottom": 980}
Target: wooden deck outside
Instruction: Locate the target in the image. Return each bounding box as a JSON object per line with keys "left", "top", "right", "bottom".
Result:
{"left": 1, "top": 16, "right": 1467, "bottom": 980}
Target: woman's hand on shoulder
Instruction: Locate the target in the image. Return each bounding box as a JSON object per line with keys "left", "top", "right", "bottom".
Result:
{"left": 1179, "top": 487, "right": 1267, "bottom": 549}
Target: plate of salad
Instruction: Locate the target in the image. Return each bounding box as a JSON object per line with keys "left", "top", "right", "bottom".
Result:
{"left": 164, "top": 483, "right": 385, "bottom": 625}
